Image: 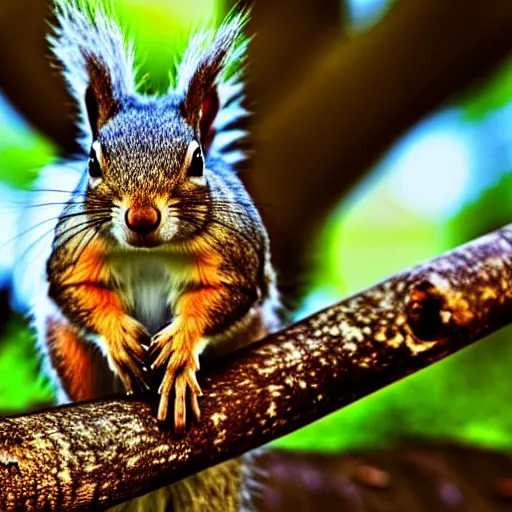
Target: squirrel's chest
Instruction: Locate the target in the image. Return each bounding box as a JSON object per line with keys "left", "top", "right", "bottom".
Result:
{"left": 109, "top": 253, "right": 193, "bottom": 334}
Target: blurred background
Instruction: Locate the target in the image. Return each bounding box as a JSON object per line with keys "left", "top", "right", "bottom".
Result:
{"left": 2, "top": 0, "right": 512, "bottom": 465}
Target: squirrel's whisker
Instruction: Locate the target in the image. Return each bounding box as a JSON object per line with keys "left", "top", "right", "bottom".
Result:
{"left": 53, "top": 216, "right": 110, "bottom": 245}
{"left": 15, "top": 218, "right": 106, "bottom": 271}
{"left": 183, "top": 198, "right": 280, "bottom": 212}
{"left": 17, "top": 216, "right": 110, "bottom": 267}
{"left": 24, "top": 188, "right": 85, "bottom": 195}
{"left": 69, "top": 225, "right": 104, "bottom": 270}
{"left": 52, "top": 218, "right": 110, "bottom": 257}
{"left": 1, "top": 210, "right": 111, "bottom": 255}
{"left": 3, "top": 201, "right": 108, "bottom": 215}
{"left": 184, "top": 205, "right": 259, "bottom": 232}
{"left": 173, "top": 210, "right": 261, "bottom": 256}
{"left": 191, "top": 202, "right": 259, "bottom": 220}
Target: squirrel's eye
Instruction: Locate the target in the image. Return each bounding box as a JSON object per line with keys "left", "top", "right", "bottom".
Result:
{"left": 88, "top": 143, "right": 102, "bottom": 179}
{"left": 187, "top": 146, "right": 204, "bottom": 178}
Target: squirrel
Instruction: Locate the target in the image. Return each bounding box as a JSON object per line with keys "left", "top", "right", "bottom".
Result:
{"left": 16, "top": 0, "right": 281, "bottom": 510}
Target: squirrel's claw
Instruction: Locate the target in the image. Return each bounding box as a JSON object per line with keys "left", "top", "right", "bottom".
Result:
{"left": 150, "top": 322, "right": 203, "bottom": 432}
{"left": 148, "top": 333, "right": 174, "bottom": 369}
{"left": 108, "top": 315, "right": 151, "bottom": 393}
{"left": 155, "top": 347, "right": 202, "bottom": 433}
{"left": 110, "top": 352, "right": 150, "bottom": 393}
{"left": 158, "top": 364, "right": 202, "bottom": 433}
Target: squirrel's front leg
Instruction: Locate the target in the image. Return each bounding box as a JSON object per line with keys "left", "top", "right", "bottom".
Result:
{"left": 48, "top": 241, "right": 150, "bottom": 393}
{"left": 150, "top": 282, "right": 252, "bottom": 432}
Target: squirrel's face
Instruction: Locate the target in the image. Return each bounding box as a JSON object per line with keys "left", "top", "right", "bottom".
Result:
{"left": 84, "top": 100, "right": 211, "bottom": 249}
{"left": 55, "top": 6, "right": 249, "bottom": 251}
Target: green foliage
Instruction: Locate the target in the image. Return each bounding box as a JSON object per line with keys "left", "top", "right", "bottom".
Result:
{"left": 0, "top": 317, "right": 54, "bottom": 412}
{"left": 447, "top": 172, "right": 512, "bottom": 246}
{"left": 315, "top": 184, "right": 442, "bottom": 295}
{"left": 0, "top": 126, "right": 55, "bottom": 190}
{"left": 113, "top": 0, "right": 225, "bottom": 94}
{"left": 462, "top": 57, "right": 512, "bottom": 121}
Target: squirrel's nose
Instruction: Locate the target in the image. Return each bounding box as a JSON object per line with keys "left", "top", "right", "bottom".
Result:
{"left": 125, "top": 206, "right": 161, "bottom": 235}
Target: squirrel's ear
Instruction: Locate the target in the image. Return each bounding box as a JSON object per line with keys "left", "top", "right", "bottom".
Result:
{"left": 177, "top": 11, "right": 249, "bottom": 151}
{"left": 197, "top": 88, "right": 220, "bottom": 152}
{"left": 83, "top": 60, "right": 120, "bottom": 139}
{"left": 49, "top": 1, "right": 136, "bottom": 144}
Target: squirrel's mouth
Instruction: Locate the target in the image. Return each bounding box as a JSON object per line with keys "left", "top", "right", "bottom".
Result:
{"left": 124, "top": 232, "right": 164, "bottom": 249}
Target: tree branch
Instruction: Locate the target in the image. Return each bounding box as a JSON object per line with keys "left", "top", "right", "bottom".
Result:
{"left": 2, "top": 225, "right": 512, "bottom": 510}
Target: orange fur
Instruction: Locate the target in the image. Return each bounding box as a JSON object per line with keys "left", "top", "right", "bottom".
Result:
{"left": 176, "top": 287, "right": 221, "bottom": 334}
{"left": 171, "top": 251, "right": 228, "bottom": 352}
{"left": 46, "top": 319, "right": 106, "bottom": 401}
{"left": 61, "top": 239, "right": 126, "bottom": 335}
{"left": 77, "top": 284, "right": 125, "bottom": 334}
{"left": 193, "top": 252, "right": 226, "bottom": 286}
{"left": 62, "top": 238, "right": 111, "bottom": 283}
{"left": 55, "top": 237, "right": 148, "bottom": 392}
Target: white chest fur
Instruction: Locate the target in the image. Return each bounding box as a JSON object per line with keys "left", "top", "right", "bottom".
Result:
{"left": 109, "top": 251, "right": 192, "bottom": 335}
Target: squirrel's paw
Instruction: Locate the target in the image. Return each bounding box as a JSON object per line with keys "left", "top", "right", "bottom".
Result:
{"left": 107, "top": 315, "right": 150, "bottom": 394}
{"left": 150, "top": 326, "right": 202, "bottom": 433}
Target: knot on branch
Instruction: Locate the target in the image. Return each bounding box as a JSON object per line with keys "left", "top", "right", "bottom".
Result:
{"left": 406, "top": 279, "right": 452, "bottom": 342}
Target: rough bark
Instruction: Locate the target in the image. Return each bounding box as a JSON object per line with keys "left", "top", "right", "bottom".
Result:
{"left": 2, "top": 224, "right": 512, "bottom": 511}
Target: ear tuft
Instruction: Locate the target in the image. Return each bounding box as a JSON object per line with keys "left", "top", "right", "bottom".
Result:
{"left": 176, "top": 10, "right": 250, "bottom": 150}
{"left": 49, "top": 0, "right": 136, "bottom": 147}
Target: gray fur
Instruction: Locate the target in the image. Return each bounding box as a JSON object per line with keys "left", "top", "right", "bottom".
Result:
{"left": 22, "top": 3, "right": 278, "bottom": 510}
{"left": 50, "top": 0, "right": 250, "bottom": 167}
